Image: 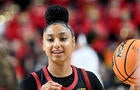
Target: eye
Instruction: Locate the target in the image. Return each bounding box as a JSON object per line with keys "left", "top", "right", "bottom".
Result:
{"left": 47, "top": 38, "right": 54, "bottom": 42}
{"left": 60, "top": 37, "right": 67, "bottom": 41}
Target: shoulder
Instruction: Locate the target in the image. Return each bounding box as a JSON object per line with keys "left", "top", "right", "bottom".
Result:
{"left": 75, "top": 66, "right": 98, "bottom": 81}
{"left": 74, "top": 66, "right": 104, "bottom": 90}
{"left": 86, "top": 70, "right": 104, "bottom": 90}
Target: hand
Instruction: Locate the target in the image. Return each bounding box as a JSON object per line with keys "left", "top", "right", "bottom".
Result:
{"left": 130, "top": 85, "right": 140, "bottom": 90}
{"left": 41, "top": 81, "right": 62, "bottom": 90}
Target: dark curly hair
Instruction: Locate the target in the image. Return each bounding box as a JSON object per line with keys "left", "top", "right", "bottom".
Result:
{"left": 45, "top": 5, "right": 69, "bottom": 25}
{"left": 44, "top": 5, "right": 74, "bottom": 37}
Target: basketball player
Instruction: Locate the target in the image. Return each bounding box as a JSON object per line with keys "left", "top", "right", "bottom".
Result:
{"left": 19, "top": 5, "right": 104, "bottom": 90}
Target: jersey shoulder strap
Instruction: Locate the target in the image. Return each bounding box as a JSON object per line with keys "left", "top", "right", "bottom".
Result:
{"left": 31, "top": 72, "right": 41, "bottom": 90}
{"left": 81, "top": 69, "right": 92, "bottom": 90}
{"left": 31, "top": 67, "right": 92, "bottom": 90}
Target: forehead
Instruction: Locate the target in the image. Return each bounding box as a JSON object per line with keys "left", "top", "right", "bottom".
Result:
{"left": 44, "top": 23, "right": 71, "bottom": 35}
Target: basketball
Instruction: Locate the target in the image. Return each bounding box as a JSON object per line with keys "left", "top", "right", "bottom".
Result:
{"left": 112, "top": 39, "right": 140, "bottom": 85}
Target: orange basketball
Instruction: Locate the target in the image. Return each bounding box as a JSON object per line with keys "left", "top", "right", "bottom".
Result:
{"left": 112, "top": 39, "right": 140, "bottom": 85}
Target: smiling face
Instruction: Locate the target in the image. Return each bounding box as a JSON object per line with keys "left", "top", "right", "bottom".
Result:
{"left": 43, "top": 23, "right": 75, "bottom": 63}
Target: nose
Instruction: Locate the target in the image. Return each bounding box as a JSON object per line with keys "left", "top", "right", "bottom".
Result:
{"left": 53, "top": 38, "right": 61, "bottom": 49}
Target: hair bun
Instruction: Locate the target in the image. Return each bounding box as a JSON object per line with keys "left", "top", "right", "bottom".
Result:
{"left": 45, "top": 5, "right": 69, "bottom": 24}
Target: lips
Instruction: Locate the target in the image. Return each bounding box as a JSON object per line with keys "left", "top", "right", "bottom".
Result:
{"left": 52, "top": 50, "right": 64, "bottom": 54}
{"left": 52, "top": 50, "right": 64, "bottom": 57}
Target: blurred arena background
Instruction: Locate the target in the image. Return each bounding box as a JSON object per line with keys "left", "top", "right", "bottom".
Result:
{"left": 0, "top": 0, "right": 140, "bottom": 90}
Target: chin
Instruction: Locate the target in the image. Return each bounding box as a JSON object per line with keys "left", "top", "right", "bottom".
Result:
{"left": 53, "top": 58, "right": 65, "bottom": 62}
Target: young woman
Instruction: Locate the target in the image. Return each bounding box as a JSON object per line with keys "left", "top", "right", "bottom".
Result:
{"left": 20, "top": 5, "right": 104, "bottom": 90}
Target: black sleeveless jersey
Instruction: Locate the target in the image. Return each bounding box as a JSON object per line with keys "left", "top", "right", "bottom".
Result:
{"left": 20, "top": 66, "right": 104, "bottom": 90}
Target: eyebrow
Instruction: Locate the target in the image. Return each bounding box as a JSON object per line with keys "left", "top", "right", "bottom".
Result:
{"left": 46, "top": 31, "right": 67, "bottom": 36}
{"left": 59, "top": 31, "right": 67, "bottom": 35}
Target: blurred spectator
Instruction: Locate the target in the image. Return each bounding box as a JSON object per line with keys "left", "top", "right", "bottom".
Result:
{"left": 119, "top": 7, "right": 136, "bottom": 40}
{"left": 48, "top": 0, "right": 72, "bottom": 6}
{"left": 85, "top": 4, "right": 108, "bottom": 54}
{"left": 132, "top": 0, "right": 140, "bottom": 28}
{"left": 0, "top": 44, "right": 18, "bottom": 90}
{"left": 71, "top": 32, "right": 103, "bottom": 85}
{"left": 5, "top": 11, "right": 36, "bottom": 41}
{"left": 29, "top": 0, "right": 47, "bottom": 31}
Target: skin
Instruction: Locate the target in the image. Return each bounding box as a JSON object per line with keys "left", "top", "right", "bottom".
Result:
{"left": 42, "top": 23, "right": 75, "bottom": 90}
{"left": 130, "top": 85, "right": 140, "bottom": 90}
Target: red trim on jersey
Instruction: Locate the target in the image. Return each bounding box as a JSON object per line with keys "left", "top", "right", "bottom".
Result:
{"left": 81, "top": 69, "right": 92, "bottom": 90}
{"left": 42, "top": 65, "right": 78, "bottom": 90}
{"left": 31, "top": 72, "right": 41, "bottom": 90}
{"left": 42, "top": 66, "right": 52, "bottom": 81}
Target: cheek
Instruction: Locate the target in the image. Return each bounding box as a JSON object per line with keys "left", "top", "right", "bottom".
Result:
{"left": 43, "top": 42, "right": 52, "bottom": 54}
{"left": 64, "top": 41, "right": 75, "bottom": 52}
{"left": 65, "top": 41, "right": 72, "bottom": 47}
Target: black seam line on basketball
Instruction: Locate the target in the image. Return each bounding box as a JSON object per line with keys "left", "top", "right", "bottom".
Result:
{"left": 115, "top": 74, "right": 134, "bottom": 85}
{"left": 113, "top": 47, "right": 125, "bottom": 80}
{"left": 114, "top": 52, "right": 134, "bottom": 83}
{"left": 123, "top": 65, "right": 140, "bottom": 82}
{"left": 113, "top": 48, "right": 131, "bottom": 82}
{"left": 113, "top": 41, "right": 135, "bottom": 83}
{"left": 124, "top": 40, "right": 136, "bottom": 77}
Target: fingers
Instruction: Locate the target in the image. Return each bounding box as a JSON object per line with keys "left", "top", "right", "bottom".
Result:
{"left": 41, "top": 81, "right": 62, "bottom": 90}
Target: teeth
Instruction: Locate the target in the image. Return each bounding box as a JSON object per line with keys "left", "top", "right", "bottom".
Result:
{"left": 53, "top": 51, "right": 62, "bottom": 54}
{"left": 54, "top": 52, "right": 60, "bottom": 54}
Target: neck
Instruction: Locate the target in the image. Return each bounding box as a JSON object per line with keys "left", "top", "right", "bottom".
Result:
{"left": 47, "top": 62, "right": 72, "bottom": 77}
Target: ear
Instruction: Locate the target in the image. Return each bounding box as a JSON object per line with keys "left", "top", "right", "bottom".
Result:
{"left": 72, "top": 37, "right": 76, "bottom": 48}
{"left": 42, "top": 33, "right": 46, "bottom": 51}
{"left": 42, "top": 40, "right": 45, "bottom": 51}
